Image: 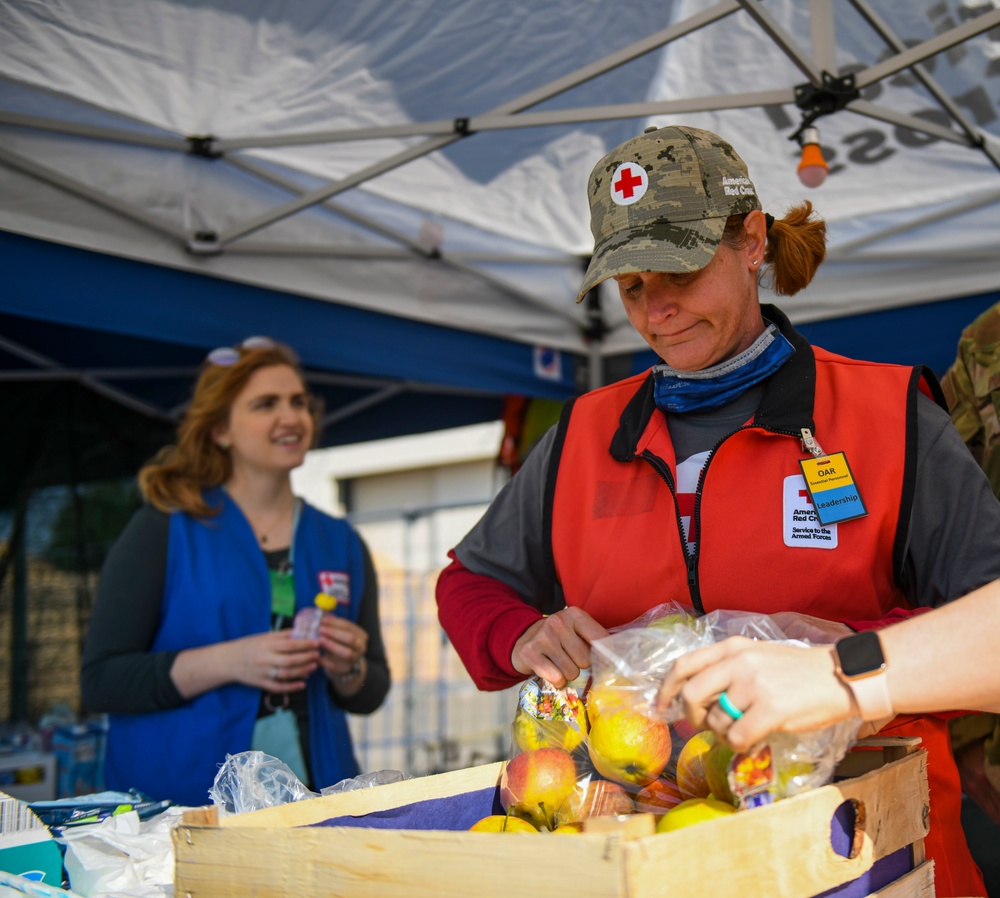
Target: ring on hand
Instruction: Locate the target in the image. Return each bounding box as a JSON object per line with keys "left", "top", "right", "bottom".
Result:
{"left": 718, "top": 691, "right": 743, "bottom": 721}
{"left": 271, "top": 666, "right": 279, "bottom": 681}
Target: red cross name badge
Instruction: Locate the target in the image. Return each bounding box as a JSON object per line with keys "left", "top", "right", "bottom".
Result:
{"left": 318, "top": 570, "right": 350, "bottom": 604}
{"left": 611, "top": 162, "right": 648, "bottom": 206}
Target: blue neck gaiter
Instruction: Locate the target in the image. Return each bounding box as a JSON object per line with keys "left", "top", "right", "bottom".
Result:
{"left": 652, "top": 323, "right": 794, "bottom": 414}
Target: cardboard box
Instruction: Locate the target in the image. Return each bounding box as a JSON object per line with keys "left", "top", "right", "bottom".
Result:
{"left": 174, "top": 738, "right": 932, "bottom": 898}
{"left": 0, "top": 792, "right": 64, "bottom": 886}
{"left": 52, "top": 723, "right": 104, "bottom": 799}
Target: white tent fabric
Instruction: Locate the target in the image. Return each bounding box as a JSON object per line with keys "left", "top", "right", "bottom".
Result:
{"left": 2, "top": 0, "right": 1000, "bottom": 375}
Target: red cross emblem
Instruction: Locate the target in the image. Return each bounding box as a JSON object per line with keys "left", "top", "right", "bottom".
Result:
{"left": 611, "top": 162, "right": 647, "bottom": 205}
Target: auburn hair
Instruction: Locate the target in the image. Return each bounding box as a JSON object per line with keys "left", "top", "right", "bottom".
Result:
{"left": 722, "top": 201, "right": 827, "bottom": 296}
{"left": 139, "top": 341, "right": 319, "bottom": 517}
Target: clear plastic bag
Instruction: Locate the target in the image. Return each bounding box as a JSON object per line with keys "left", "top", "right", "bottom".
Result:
{"left": 320, "top": 769, "right": 412, "bottom": 795}
{"left": 496, "top": 602, "right": 862, "bottom": 831}
{"left": 209, "top": 751, "right": 318, "bottom": 816}
{"left": 589, "top": 604, "right": 861, "bottom": 808}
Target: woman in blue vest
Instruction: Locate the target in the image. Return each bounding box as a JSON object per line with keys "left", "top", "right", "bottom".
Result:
{"left": 82, "top": 337, "right": 390, "bottom": 807}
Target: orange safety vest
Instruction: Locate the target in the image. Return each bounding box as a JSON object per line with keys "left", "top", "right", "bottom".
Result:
{"left": 547, "top": 316, "right": 984, "bottom": 897}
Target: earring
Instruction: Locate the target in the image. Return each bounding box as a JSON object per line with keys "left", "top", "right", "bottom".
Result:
{"left": 218, "top": 441, "right": 230, "bottom": 450}
{"left": 752, "top": 260, "right": 759, "bottom": 267}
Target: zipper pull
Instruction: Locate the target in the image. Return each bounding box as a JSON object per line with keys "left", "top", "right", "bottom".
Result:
{"left": 800, "top": 427, "right": 826, "bottom": 458}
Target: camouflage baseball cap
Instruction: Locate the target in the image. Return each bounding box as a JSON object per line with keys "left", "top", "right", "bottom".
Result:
{"left": 576, "top": 125, "right": 761, "bottom": 303}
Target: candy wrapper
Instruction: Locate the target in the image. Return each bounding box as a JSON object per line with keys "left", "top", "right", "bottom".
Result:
{"left": 497, "top": 602, "right": 860, "bottom": 832}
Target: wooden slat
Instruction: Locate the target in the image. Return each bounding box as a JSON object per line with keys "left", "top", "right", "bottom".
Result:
{"left": 175, "top": 824, "right": 626, "bottom": 898}
{"left": 624, "top": 751, "right": 928, "bottom": 898}
{"left": 866, "top": 861, "right": 935, "bottom": 898}
{"left": 218, "top": 762, "right": 503, "bottom": 830}
{"left": 175, "top": 750, "right": 930, "bottom": 898}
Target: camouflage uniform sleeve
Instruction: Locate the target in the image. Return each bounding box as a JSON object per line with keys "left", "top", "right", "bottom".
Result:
{"left": 940, "top": 305, "right": 1000, "bottom": 495}
{"left": 940, "top": 337, "right": 984, "bottom": 462}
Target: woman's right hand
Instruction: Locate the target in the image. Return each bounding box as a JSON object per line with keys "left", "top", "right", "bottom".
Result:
{"left": 171, "top": 630, "right": 320, "bottom": 699}
{"left": 511, "top": 607, "right": 609, "bottom": 688}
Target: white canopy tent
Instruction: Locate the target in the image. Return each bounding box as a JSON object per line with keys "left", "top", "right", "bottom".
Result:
{"left": 1, "top": 0, "right": 999, "bottom": 436}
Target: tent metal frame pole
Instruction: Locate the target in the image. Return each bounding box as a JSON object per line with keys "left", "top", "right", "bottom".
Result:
{"left": 843, "top": 100, "right": 978, "bottom": 145}
{"left": 828, "top": 188, "right": 1000, "bottom": 258}
{"left": 215, "top": 0, "right": 742, "bottom": 245}
{"left": 848, "top": 0, "right": 1000, "bottom": 174}
{"left": 0, "top": 111, "right": 185, "bottom": 151}
{"left": 737, "top": 0, "right": 825, "bottom": 84}
{"left": 0, "top": 334, "right": 177, "bottom": 421}
{"left": 215, "top": 0, "right": 741, "bottom": 152}
{"left": 808, "top": 0, "right": 838, "bottom": 74}
{"left": 224, "top": 155, "right": 584, "bottom": 325}
{"left": 0, "top": 145, "right": 188, "bottom": 241}
{"left": 853, "top": 9, "right": 1000, "bottom": 88}
{"left": 320, "top": 385, "right": 406, "bottom": 429}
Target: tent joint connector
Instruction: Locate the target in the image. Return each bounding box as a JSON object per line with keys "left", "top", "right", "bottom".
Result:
{"left": 453, "top": 117, "right": 474, "bottom": 136}
{"left": 186, "top": 231, "right": 222, "bottom": 255}
{"left": 187, "top": 135, "right": 222, "bottom": 159}
{"left": 790, "top": 72, "right": 859, "bottom": 143}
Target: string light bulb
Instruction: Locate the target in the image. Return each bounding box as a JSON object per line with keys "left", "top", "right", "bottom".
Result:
{"left": 797, "top": 126, "right": 829, "bottom": 188}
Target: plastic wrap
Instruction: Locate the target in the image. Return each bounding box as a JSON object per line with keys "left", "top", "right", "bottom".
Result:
{"left": 497, "top": 602, "right": 861, "bottom": 830}
{"left": 208, "top": 751, "right": 318, "bottom": 816}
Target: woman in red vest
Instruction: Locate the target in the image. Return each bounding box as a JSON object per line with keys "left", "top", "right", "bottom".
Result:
{"left": 436, "top": 125, "right": 1000, "bottom": 897}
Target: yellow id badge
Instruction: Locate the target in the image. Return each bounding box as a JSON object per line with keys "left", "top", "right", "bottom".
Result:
{"left": 799, "top": 451, "right": 868, "bottom": 526}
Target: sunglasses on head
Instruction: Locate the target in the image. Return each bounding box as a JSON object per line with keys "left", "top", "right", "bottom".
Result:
{"left": 206, "top": 336, "right": 288, "bottom": 367}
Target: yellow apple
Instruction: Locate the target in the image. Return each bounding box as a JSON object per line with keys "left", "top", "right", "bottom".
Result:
{"left": 655, "top": 797, "right": 736, "bottom": 833}
{"left": 586, "top": 699, "right": 673, "bottom": 787}
{"left": 675, "top": 729, "right": 717, "bottom": 799}
{"left": 468, "top": 814, "right": 539, "bottom": 833}
{"left": 499, "top": 747, "right": 579, "bottom": 830}
{"left": 704, "top": 741, "right": 737, "bottom": 806}
{"left": 647, "top": 612, "right": 696, "bottom": 631}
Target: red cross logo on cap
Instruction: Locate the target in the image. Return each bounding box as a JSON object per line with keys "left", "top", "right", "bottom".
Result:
{"left": 611, "top": 162, "right": 648, "bottom": 206}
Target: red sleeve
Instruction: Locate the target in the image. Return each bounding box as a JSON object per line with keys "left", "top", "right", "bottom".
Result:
{"left": 840, "top": 604, "right": 934, "bottom": 632}
{"left": 435, "top": 553, "right": 542, "bottom": 691}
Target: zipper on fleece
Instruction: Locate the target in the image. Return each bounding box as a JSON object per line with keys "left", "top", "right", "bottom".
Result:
{"left": 640, "top": 423, "right": 806, "bottom": 615}
{"left": 638, "top": 449, "right": 705, "bottom": 614}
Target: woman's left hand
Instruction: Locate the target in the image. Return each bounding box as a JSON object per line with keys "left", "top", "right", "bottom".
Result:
{"left": 317, "top": 615, "right": 368, "bottom": 682}
{"left": 655, "top": 636, "right": 857, "bottom": 752}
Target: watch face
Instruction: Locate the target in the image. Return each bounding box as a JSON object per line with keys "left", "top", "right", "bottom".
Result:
{"left": 837, "top": 630, "right": 885, "bottom": 678}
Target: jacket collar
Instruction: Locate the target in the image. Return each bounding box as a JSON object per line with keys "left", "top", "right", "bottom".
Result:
{"left": 610, "top": 304, "right": 816, "bottom": 461}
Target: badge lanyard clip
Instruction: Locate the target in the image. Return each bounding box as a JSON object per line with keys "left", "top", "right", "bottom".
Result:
{"left": 798, "top": 428, "right": 868, "bottom": 526}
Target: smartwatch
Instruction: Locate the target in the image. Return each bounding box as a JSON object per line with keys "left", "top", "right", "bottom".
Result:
{"left": 833, "top": 630, "right": 894, "bottom": 721}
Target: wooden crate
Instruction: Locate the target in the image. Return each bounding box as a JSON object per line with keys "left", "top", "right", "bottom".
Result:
{"left": 174, "top": 738, "right": 932, "bottom": 898}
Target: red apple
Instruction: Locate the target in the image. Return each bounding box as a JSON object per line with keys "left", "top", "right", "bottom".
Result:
{"left": 499, "top": 747, "right": 579, "bottom": 830}
{"left": 633, "top": 778, "right": 685, "bottom": 816}
{"left": 553, "top": 778, "right": 634, "bottom": 827}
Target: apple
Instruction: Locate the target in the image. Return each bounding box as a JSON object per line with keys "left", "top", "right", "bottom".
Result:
{"left": 551, "top": 822, "right": 584, "bottom": 834}
{"left": 633, "top": 778, "right": 684, "bottom": 816}
{"left": 655, "top": 797, "right": 736, "bottom": 832}
{"left": 675, "top": 729, "right": 717, "bottom": 799}
{"left": 469, "top": 813, "right": 539, "bottom": 833}
{"left": 586, "top": 689, "right": 673, "bottom": 787}
{"left": 499, "top": 747, "right": 579, "bottom": 830}
{"left": 704, "top": 741, "right": 737, "bottom": 806}
{"left": 646, "top": 612, "right": 696, "bottom": 631}
{"left": 512, "top": 704, "right": 586, "bottom": 754}
{"left": 553, "top": 778, "right": 634, "bottom": 827}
